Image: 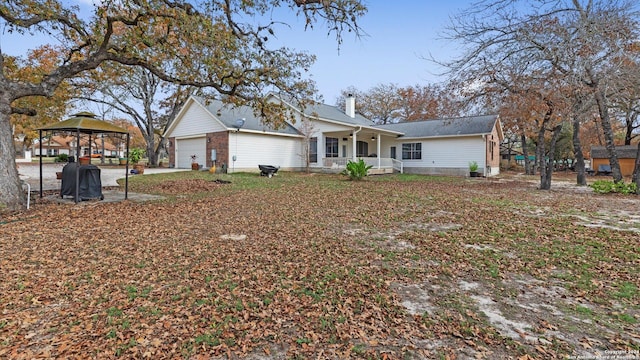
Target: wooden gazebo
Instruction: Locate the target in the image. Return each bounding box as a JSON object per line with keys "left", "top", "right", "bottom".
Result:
{"left": 37, "top": 112, "right": 131, "bottom": 203}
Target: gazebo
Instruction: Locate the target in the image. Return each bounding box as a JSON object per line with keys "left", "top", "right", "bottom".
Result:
{"left": 37, "top": 112, "right": 131, "bottom": 203}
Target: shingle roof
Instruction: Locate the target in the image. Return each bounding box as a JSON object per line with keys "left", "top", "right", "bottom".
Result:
{"left": 298, "top": 102, "right": 377, "bottom": 127}
{"left": 375, "top": 115, "right": 499, "bottom": 138}
{"left": 591, "top": 145, "right": 639, "bottom": 159}
{"left": 194, "top": 97, "right": 301, "bottom": 136}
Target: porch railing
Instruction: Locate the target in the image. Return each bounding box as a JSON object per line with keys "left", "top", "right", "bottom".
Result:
{"left": 322, "top": 157, "right": 400, "bottom": 171}
{"left": 391, "top": 158, "right": 404, "bottom": 174}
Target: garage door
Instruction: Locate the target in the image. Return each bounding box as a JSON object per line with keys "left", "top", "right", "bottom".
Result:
{"left": 176, "top": 137, "right": 206, "bottom": 169}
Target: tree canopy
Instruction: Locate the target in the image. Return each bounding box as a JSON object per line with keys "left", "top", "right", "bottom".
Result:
{"left": 0, "top": 0, "right": 366, "bottom": 211}
{"left": 441, "top": 0, "right": 640, "bottom": 188}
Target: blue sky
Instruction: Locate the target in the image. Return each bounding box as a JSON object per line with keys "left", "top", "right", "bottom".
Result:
{"left": 0, "top": 1, "right": 470, "bottom": 104}
{"left": 269, "top": 1, "right": 470, "bottom": 103}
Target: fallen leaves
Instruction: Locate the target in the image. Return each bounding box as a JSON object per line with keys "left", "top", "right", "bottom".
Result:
{"left": 0, "top": 173, "right": 638, "bottom": 358}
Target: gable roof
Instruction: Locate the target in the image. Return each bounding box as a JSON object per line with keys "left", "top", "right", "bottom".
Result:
{"left": 591, "top": 145, "right": 638, "bottom": 159}
{"left": 171, "top": 96, "right": 302, "bottom": 137}
{"left": 375, "top": 115, "right": 501, "bottom": 139}
{"left": 277, "top": 97, "right": 377, "bottom": 127}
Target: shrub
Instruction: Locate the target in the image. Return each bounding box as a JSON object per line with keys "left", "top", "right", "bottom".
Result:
{"left": 342, "top": 159, "right": 373, "bottom": 181}
{"left": 590, "top": 180, "right": 638, "bottom": 195}
{"left": 469, "top": 161, "right": 479, "bottom": 172}
{"left": 54, "top": 154, "right": 69, "bottom": 163}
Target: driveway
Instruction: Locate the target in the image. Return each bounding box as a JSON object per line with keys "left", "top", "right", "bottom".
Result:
{"left": 17, "top": 163, "right": 190, "bottom": 192}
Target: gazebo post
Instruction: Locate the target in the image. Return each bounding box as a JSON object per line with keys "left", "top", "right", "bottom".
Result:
{"left": 39, "top": 130, "right": 43, "bottom": 198}
{"left": 75, "top": 128, "right": 81, "bottom": 203}
{"left": 125, "top": 133, "right": 130, "bottom": 200}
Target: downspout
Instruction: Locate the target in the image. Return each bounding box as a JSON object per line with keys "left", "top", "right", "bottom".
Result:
{"left": 352, "top": 126, "right": 362, "bottom": 161}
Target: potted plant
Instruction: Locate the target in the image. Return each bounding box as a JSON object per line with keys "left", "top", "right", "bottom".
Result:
{"left": 129, "top": 148, "right": 145, "bottom": 174}
{"left": 469, "top": 161, "right": 480, "bottom": 177}
{"left": 191, "top": 154, "right": 199, "bottom": 170}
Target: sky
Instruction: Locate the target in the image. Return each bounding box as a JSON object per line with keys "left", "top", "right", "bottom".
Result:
{"left": 268, "top": 1, "right": 470, "bottom": 103}
{"left": 0, "top": 0, "right": 470, "bottom": 105}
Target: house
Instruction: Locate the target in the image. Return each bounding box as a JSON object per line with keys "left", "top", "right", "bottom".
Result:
{"left": 32, "top": 135, "right": 72, "bottom": 157}
{"left": 33, "top": 135, "right": 124, "bottom": 158}
{"left": 164, "top": 95, "right": 503, "bottom": 176}
{"left": 376, "top": 115, "right": 502, "bottom": 176}
{"left": 590, "top": 145, "right": 639, "bottom": 176}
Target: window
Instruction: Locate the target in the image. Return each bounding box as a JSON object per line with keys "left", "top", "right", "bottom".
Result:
{"left": 490, "top": 140, "right": 496, "bottom": 161}
{"left": 390, "top": 146, "right": 396, "bottom": 159}
{"left": 309, "top": 137, "right": 318, "bottom": 163}
{"left": 325, "top": 137, "right": 338, "bottom": 158}
{"left": 356, "top": 141, "right": 368, "bottom": 157}
{"left": 402, "top": 143, "right": 422, "bottom": 160}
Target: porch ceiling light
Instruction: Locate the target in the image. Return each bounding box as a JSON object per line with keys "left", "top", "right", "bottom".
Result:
{"left": 371, "top": 135, "right": 376, "bottom": 141}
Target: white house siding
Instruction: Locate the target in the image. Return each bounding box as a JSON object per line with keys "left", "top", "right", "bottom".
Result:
{"left": 176, "top": 137, "right": 207, "bottom": 169}
{"left": 303, "top": 121, "right": 357, "bottom": 166}
{"left": 395, "top": 136, "right": 486, "bottom": 176}
{"left": 169, "top": 100, "right": 228, "bottom": 168}
{"left": 231, "top": 132, "right": 303, "bottom": 172}
{"left": 169, "top": 101, "right": 226, "bottom": 137}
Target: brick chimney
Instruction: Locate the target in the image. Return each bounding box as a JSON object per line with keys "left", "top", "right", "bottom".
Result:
{"left": 345, "top": 93, "right": 355, "bottom": 118}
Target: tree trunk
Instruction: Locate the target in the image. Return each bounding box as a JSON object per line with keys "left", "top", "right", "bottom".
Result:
{"left": 572, "top": 112, "right": 587, "bottom": 186}
{"left": 521, "top": 133, "right": 533, "bottom": 175}
{"left": 593, "top": 88, "right": 623, "bottom": 183}
{"left": 541, "top": 124, "right": 563, "bottom": 190}
{"left": 536, "top": 124, "right": 547, "bottom": 187}
{"left": 146, "top": 138, "right": 158, "bottom": 167}
{"left": 0, "top": 98, "right": 27, "bottom": 211}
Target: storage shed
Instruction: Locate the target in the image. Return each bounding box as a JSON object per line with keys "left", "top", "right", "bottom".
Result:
{"left": 590, "top": 145, "right": 639, "bottom": 176}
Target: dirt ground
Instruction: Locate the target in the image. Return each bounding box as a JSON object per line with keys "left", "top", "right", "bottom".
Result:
{"left": 1, "top": 171, "right": 638, "bottom": 359}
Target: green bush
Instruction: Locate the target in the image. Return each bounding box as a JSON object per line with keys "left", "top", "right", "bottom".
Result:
{"left": 342, "top": 159, "right": 373, "bottom": 181}
{"left": 469, "top": 161, "right": 479, "bottom": 172}
{"left": 590, "top": 180, "right": 638, "bottom": 195}
{"left": 54, "top": 154, "right": 69, "bottom": 163}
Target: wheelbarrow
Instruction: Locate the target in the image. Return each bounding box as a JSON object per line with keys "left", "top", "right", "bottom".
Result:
{"left": 258, "top": 164, "right": 279, "bottom": 178}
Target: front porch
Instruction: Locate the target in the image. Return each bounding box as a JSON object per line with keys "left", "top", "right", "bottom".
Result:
{"left": 314, "top": 127, "right": 404, "bottom": 175}
{"left": 322, "top": 157, "right": 403, "bottom": 174}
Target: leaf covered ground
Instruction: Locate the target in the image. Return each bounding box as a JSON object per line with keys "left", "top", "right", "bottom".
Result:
{"left": 1, "top": 172, "right": 638, "bottom": 359}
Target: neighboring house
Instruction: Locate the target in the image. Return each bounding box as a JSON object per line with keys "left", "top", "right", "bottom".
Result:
{"left": 164, "top": 95, "right": 503, "bottom": 177}
{"left": 33, "top": 135, "right": 123, "bottom": 158}
{"left": 32, "top": 135, "right": 72, "bottom": 156}
{"left": 590, "top": 145, "right": 639, "bottom": 176}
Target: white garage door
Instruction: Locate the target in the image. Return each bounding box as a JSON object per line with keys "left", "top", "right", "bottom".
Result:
{"left": 176, "top": 137, "right": 206, "bottom": 169}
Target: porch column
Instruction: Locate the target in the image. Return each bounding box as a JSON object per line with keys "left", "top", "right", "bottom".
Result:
{"left": 352, "top": 130, "right": 357, "bottom": 161}
{"left": 377, "top": 133, "right": 381, "bottom": 169}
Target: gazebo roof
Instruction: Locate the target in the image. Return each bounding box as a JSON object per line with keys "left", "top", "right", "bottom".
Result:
{"left": 38, "top": 112, "right": 128, "bottom": 134}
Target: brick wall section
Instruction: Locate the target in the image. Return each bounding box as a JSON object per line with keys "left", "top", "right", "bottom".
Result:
{"left": 207, "top": 131, "right": 229, "bottom": 169}
{"left": 168, "top": 137, "right": 175, "bottom": 167}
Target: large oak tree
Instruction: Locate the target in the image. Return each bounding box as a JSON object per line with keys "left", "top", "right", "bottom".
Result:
{"left": 442, "top": 0, "right": 640, "bottom": 187}
{"left": 0, "top": 0, "right": 366, "bottom": 211}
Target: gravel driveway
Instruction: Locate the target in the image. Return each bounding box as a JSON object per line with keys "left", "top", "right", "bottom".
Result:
{"left": 17, "top": 163, "right": 189, "bottom": 191}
